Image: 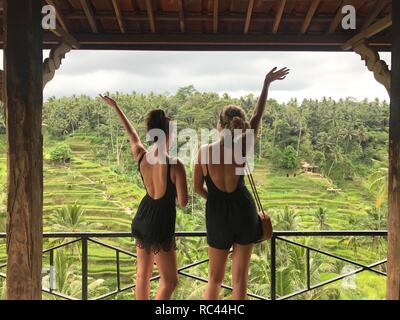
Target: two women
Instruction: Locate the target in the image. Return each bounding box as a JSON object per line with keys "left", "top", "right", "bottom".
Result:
{"left": 100, "top": 66, "right": 289, "bottom": 300}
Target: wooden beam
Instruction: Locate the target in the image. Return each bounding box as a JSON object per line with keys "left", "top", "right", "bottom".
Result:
{"left": 342, "top": 14, "right": 392, "bottom": 50}
{"left": 145, "top": 0, "right": 156, "bottom": 33}
{"left": 361, "top": 0, "right": 390, "bottom": 30}
{"left": 50, "top": 23, "right": 80, "bottom": 49}
{"left": 273, "top": 0, "right": 286, "bottom": 34}
{"left": 80, "top": 0, "right": 99, "bottom": 33}
{"left": 111, "top": 0, "right": 125, "bottom": 33}
{"left": 213, "top": 0, "right": 219, "bottom": 34}
{"left": 66, "top": 11, "right": 341, "bottom": 24}
{"left": 387, "top": 0, "right": 400, "bottom": 301}
{"left": 328, "top": 0, "right": 352, "bottom": 34}
{"left": 286, "top": 0, "right": 297, "bottom": 14}
{"left": 301, "top": 0, "right": 320, "bottom": 34}
{"left": 244, "top": 0, "right": 255, "bottom": 34}
{"left": 45, "top": 0, "right": 69, "bottom": 33}
{"left": 130, "top": 0, "right": 142, "bottom": 32}
{"left": 177, "top": 0, "right": 185, "bottom": 33}
{"left": 62, "top": 33, "right": 390, "bottom": 50}
{"left": 4, "top": 0, "right": 43, "bottom": 300}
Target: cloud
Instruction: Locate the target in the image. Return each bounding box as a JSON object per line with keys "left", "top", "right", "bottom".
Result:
{"left": 0, "top": 50, "right": 392, "bottom": 103}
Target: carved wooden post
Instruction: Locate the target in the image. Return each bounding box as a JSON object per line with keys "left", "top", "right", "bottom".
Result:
{"left": 387, "top": 0, "right": 400, "bottom": 300}
{"left": 4, "top": 0, "right": 43, "bottom": 299}
{"left": 43, "top": 42, "right": 73, "bottom": 88}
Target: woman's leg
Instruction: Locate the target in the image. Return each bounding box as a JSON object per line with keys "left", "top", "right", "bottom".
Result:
{"left": 154, "top": 249, "right": 179, "bottom": 300}
{"left": 205, "top": 247, "right": 230, "bottom": 300}
{"left": 231, "top": 243, "right": 253, "bottom": 300}
{"left": 135, "top": 247, "right": 154, "bottom": 300}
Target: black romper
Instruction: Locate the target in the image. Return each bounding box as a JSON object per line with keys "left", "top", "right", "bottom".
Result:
{"left": 131, "top": 154, "right": 177, "bottom": 254}
{"left": 204, "top": 148, "right": 262, "bottom": 250}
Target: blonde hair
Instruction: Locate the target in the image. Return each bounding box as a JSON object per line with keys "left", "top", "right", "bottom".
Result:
{"left": 219, "top": 105, "right": 250, "bottom": 137}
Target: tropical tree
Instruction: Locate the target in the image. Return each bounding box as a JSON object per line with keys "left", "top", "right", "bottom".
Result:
{"left": 43, "top": 250, "right": 108, "bottom": 299}
{"left": 50, "top": 203, "right": 102, "bottom": 232}
{"left": 313, "top": 207, "right": 330, "bottom": 230}
{"left": 368, "top": 161, "right": 388, "bottom": 209}
{"left": 275, "top": 206, "right": 299, "bottom": 231}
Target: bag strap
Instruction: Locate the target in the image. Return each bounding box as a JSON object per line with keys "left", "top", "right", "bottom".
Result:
{"left": 245, "top": 163, "right": 266, "bottom": 219}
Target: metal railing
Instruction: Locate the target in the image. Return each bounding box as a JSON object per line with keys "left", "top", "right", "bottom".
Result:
{"left": 0, "top": 230, "right": 387, "bottom": 300}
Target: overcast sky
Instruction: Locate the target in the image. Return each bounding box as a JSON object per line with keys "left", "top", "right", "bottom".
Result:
{"left": 1, "top": 50, "right": 392, "bottom": 103}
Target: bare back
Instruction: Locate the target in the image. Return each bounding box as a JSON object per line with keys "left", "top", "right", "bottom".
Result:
{"left": 139, "top": 154, "right": 173, "bottom": 200}
{"left": 201, "top": 142, "right": 245, "bottom": 193}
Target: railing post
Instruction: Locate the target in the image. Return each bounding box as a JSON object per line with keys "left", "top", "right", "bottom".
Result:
{"left": 116, "top": 250, "right": 120, "bottom": 291}
{"left": 49, "top": 250, "right": 54, "bottom": 292}
{"left": 82, "top": 237, "right": 88, "bottom": 300}
{"left": 306, "top": 248, "right": 310, "bottom": 289}
{"left": 270, "top": 234, "right": 276, "bottom": 300}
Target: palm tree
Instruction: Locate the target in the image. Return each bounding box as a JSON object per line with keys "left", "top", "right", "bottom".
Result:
{"left": 50, "top": 203, "right": 102, "bottom": 232}
{"left": 340, "top": 125, "right": 357, "bottom": 152}
{"left": 43, "top": 250, "right": 108, "bottom": 299}
{"left": 339, "top": 236, "right": 360, "bottom": 258}
{"left": 276, "top": 206, "right": 299, "bottom": 231}
{"left": 313, "top": 207, "right": 330, "bottom": 230}
{"left": 362, "top": 207, "right": 387, "bottom": 255}
{"left": 327, "top": 145, "right": 344, "bottom": 177}
{"left": 368, "top": 161, "right": 388, "bottom": 209}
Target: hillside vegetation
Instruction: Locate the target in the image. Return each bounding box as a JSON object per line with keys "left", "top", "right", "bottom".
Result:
{"left": 0, "top": 88, "right": 389, "bottom": 299}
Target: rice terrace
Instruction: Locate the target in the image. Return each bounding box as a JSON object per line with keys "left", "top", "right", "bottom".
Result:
{"left": 0, "top": 0, "right": 399, "bottom": 303}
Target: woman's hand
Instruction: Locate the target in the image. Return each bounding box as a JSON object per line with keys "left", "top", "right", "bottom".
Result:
{"left": 99, "top": 94, "right": 117, "bottom": 108}
{"left": 264, "top": 67, "right": 290, "bottom": 86}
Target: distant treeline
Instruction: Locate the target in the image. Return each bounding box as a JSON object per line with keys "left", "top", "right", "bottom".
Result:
{"left": 0, "top": 86, "right": 390, "bottom": 181}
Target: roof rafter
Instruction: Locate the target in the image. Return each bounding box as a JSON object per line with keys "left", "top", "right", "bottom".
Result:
{"left": 361, "top": 0, "right": 390, "bottom": 30}
{"left": 213, "top": 0, "right": 219, "bottom": 34}
{"left": 301, "top": 0, "right": 321, "bottom": 34}
{"left": 177, "top": 0, "right": 185, "bottom": 33}
{"left": 111, "top": 0, "right": 125, "bottom": 33}
{"left": 45, "top": 0, "right": 70, "bottom": 33}
{"left": 130, "top": 0, "right": 142, "bottom": 32}
{"left": 343, "top": 14, "right": 392, "bottom": 50}
{"left": 273, "top": 0, "right": 286, "bottom": 34}
{"left": 244, "top": 0, "right": 255, "bottom": 34}
{"left": 145, "top": 0, "right": 156, "bottom": 33}
{"left": 328, "top": 0, "right": 353, "bottom": 34}
{"left": 50, "top": 23, "right": 80, "bottom": 49}
{"left": 79, "top": 0, "right": 99, "bottom": 33}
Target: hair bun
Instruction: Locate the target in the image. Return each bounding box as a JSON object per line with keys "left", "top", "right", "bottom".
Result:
{"left": 146, "top": 109, "right": 170, "bottom": 143}
{"left": 229, "top": 116, "right": 245, "bottom": 131}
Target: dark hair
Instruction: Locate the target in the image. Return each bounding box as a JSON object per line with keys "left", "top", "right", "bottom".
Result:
{"left": 145, "top": 109, "right": 170, "bottom": 142}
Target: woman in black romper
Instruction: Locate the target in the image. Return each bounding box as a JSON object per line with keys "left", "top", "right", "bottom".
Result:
{"left": 194, "top": 67, "right": 290, "bottom": 300}
{"left": 100, "top": 95, "right": 188, "bottom": 300}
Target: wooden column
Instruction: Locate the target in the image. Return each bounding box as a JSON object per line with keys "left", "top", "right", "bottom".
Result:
{"left": 387, "top": 0, "right": 400, "bottom": 300}
{"left": 4, "top": 0, "right": 43, "bottom": 300}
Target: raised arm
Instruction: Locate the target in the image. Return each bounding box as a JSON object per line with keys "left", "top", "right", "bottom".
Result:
{"left": 100, "top": 94, "right": 145, "bottom": 161}
{"left": 250, "top": 67, "right": 290, "bottom": 138}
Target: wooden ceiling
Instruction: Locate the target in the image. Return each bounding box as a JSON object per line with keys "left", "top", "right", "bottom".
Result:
{"left": 1, "top": 0, "right": 394, "bottom": 51}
